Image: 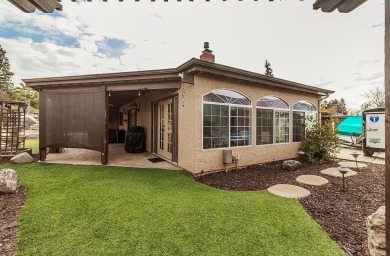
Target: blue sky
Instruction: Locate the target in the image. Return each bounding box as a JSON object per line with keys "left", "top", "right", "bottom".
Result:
{"left": 0, "top": 0, "right": 384, "bottom": 110}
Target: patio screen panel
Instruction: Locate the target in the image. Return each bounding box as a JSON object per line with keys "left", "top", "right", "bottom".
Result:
{"left": 40, "top": 88, "right": 106, "bottom": 152}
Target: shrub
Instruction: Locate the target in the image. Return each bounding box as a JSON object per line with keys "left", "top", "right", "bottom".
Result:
{"left": 300, "top": 118, "right": 340, "bottom": 164}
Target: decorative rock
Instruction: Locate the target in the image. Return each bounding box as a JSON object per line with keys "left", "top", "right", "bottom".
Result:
{"left": 282, "top": 160, "right": 302, "bottom": 171}
{"left": 366, "top": 206, "right": 385, "bottom": 256}
{"left": 296, "top": 175, "right": 329, "bottom": 186}
{"left": 339, "top": 161, "right": 367, "bottom": 168}
{"left": 320, "top": 167, "right": 357, "bottom": 177}
{"left": 0, "top": 169, "right": 20, "bottom": 193}
{"left": 267, "top": 184, "right": 310, "bottom": 199}
{"left": 10, "top": 152, "right": 34, "bottom": 164}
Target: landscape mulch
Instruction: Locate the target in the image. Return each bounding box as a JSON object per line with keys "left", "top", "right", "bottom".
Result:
{"left": 196, "top": 159, "right": 385, "bottom": 256}
{"left": 0, "top": 188, "right": 25, "bottom": 256}
{"left": 0, "top": 154, "right": 38, "bottom": 256}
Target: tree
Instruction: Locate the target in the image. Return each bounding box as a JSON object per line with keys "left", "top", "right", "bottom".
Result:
{"left": 264, "top": 59, "right": 273, "bottom": 77}
{"left": 347, "top": 107, "right": 360, "bottom": 116}
{"left": 361, "top": 85, "right": 385, "bottom": 110}
{"left": 321, "top": 98, "right": 348, "bottom": 115}
{"left": 0, "top": 45, "right": 38, "bottom": 112}
{"left": 300, "top": 118, "right": 340, "bottom": 164}
{"left": 0, "top": 45, "right": 14, "bottom": 95}
{"left": 8, "top": 83, "right": 39, "bottom": 111}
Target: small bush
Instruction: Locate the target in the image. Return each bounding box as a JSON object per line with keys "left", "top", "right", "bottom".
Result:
{"left": 300, "top": 118, "right": 340, "bottom": 164}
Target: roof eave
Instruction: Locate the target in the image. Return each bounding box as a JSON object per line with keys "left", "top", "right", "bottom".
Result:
{"left": 178, "top": 58, "right": 334, "bottom": 95}
{"left": 24, "top": 68, "right": 180, "bottom": 89}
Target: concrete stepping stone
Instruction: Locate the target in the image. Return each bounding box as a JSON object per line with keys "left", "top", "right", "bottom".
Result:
{"left": 321, "top": 167, "right": 357, "bottom": 177}
{"left": 296, "top": 175, "right": 328, "bottom": 186}
{"left": 267, "top": 184, "right": 310, "bottom": 199}
{"left": 338, "top": 161, "right": 367, "bottom": 168}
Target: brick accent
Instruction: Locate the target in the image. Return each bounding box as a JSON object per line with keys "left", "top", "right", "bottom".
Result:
{"left": 200, "top": 49, "right": 215, "bottom": 63}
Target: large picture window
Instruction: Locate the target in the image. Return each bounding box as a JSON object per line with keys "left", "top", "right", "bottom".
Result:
{"left": 203, "top": 89, "right": 251, "bottom": 149}
{"left": 256, "top": 96, "right": 289, "bottom": 144}
{"left": 293, "top": 101, "right": 317, "bottom": 142}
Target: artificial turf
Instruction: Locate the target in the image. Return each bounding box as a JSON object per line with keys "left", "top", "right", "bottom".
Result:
{"left": 24, "top": 139, "right": 39, "bottom": 154}
{"left": 1, "top": 163, "right": 344, "bottom": 255}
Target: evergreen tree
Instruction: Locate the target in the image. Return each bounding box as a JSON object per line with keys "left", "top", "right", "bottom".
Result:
{"left": 264, "top": 59, "right": 273, "bottom": 77}
{"left": 321, "top": 98, "right": 348, "bottom": 115}
{"left": 0, "top": 45, "right": 39, "bottom": 112}
{"left": 339, "top": 98, "right": 347, "bottom": 115}
{"left": 8, "top": 83, "right": 39, "bottom": 110}
{"left": 0, "top": 45, "right": 14, "bottom": 95}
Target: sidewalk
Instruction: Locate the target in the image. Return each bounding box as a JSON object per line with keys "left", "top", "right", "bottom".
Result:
{"left": 336, "top": 146, "right": 385, "bottom": 165}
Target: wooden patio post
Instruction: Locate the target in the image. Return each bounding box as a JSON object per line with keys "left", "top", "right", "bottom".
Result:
{"left": 385, "top": 0, "right": 390, "bottom": 254}
{"left": 101, "top": 90, "right": 109, "bottom": 165}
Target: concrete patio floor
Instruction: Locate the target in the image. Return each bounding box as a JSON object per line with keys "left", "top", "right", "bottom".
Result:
{"left": 43, "top": 143, "right": 182, "bottom": 170}
{"left": 336, "top": 146, "right": 385, "bottom": 165}
{"left": 42, "top": 143, "right": 384, "bottom": 170}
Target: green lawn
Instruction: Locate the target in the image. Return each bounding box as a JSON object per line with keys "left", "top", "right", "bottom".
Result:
{"left": 1, "top": 163, "right": 343, "bottom": 256}
{"left": 24, "top": 139, "right": 39, "bottom": 154}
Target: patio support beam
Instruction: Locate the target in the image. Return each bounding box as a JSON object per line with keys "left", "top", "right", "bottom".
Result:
{"left": 385, "top": 0, "right": 390, "bottom": 254}
{"left": 338, "top": 0, "right": 366, "bottom": 13}
{"left": 313, "top": 0, "right": 367, "bottom": 13}
{"left": 7, "top": 0, "right": 62, "bottom": 13}
{"left": 7, "top": 0, "right": 36, "bottom": 13}
{"left": 102, "top": 90, "right": 109, "bottom": 165}
{"left": 30, "top": 0, "right": 62, "bottom": 12}
{"left": 39, "top": 147, "right": 46, "bottom": 161}
{"left": 106, "top": 81, "right": 180, "bottom": 91}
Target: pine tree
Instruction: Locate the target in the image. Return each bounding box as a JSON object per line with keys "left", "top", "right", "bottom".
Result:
{"left": 264, "top": 59, "right": 273, "bottom": 77}
{"left": 0, "top": 45, "right": 14, "bottom": 96}
{"left": 322, "top": 98, "right": 348, "bottom": 115}
{"left": 340, "top": 98, "right": 347, "bottom": 115}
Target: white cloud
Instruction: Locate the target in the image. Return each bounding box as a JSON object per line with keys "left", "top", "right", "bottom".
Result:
{"left": 0, "top": 0, "right": 385, "bottom": 109}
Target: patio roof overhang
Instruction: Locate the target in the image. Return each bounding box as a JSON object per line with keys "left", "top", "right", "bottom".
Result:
{"left": 24, "top": 69, "right": 182, "bottom": 108}
{"left": 24, "top": 68, "right": 181, "bottom": 90}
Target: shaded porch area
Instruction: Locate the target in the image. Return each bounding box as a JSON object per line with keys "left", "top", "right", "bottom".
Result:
{"left": 43, "top": 143, "right": 182, "bottom": 170}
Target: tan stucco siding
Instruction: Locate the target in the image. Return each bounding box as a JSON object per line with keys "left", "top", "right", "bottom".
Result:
{"left": 119, "top": 89, "right": 178, "bottom": 153}
{"left": 119, "top": 86, "right": 197, "bottom": 172}
{"left": 118, "top": 75, "right": 320, "bottom": 174}
{"left": 189, "top": 75, "right": 320, "bottom": 174}
{"left": 176, "top": 82, "right": 197, "bottom": 172}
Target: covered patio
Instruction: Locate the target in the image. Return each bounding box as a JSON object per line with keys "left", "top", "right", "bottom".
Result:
{"left": 24, "top": 69, "right": 181, "bottom": 165}
{"left": 43, "top": 143, "right": 182, "bottom": 170}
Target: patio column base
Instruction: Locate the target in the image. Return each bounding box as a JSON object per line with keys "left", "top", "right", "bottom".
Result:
{"left": 101, "top": 152, "right": 108, "bottom": 165}
{"left": 39, "top": 147, "right": 46, "bottom": 161}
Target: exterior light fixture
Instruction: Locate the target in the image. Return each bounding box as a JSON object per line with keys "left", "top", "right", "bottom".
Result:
{"left": 109, "top": 90, "right": 111, "bottom": 97}
{"left": 338, "top": 166, "right": 349, "bottom": 192}
{"left": 351, "top": 152, "right": 360, "bottom": 169}
{"left": 138, "top": 90, "right": 141, "bottom": 96}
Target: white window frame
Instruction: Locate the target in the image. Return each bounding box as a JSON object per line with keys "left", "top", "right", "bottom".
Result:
{"left": 202, "top": 89, "right": 252, "bottom": 150}
{"left": 256, "top": 96, "right": 290, "bottom": 145}
{"left": 292, "top": 100, "right": 317, "bottom": 143}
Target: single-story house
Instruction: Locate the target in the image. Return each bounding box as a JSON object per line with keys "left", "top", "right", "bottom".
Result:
{"left": 24, "top": 43, "right": 333, "bottom": 174}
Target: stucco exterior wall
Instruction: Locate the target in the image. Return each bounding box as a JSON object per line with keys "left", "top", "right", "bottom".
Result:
{"left": 188, "top": 74, "right": 320, "bottom": 174}
{"left": 117, "top": 75, "right": 321, "bottom": 174}
{"left": 176, "top": 82, "right": 197, "bottom": 172}
{"left": 119, "top": 89, "right": 178, "bottom": 153}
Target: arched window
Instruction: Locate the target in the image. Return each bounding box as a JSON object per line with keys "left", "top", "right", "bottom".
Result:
{"left": 203, "top": 89, "right": 252, "bottom": 149}
{"left": 256, "top": 96, "right": 289, "bottom": 145}
{"left": 292, "top": 100, "right": 317, "bottom": 142}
